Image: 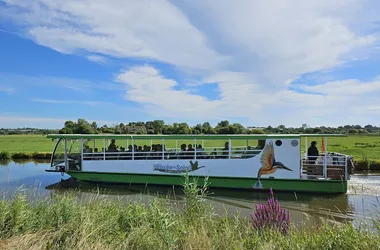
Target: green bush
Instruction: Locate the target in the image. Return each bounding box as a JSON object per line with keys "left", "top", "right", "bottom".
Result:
{"left": 31, "top": 152, "right": 52, "bottom": 159}
{"left": 0, "top": 151, "right": 11, "bottom": 160}
{"left": 354, "top": 159, "right": 369, "bottom": 171}
{"left": 369, "top": 160, "right": 380, "bottom": 171}
{"left": 11, "top": 152, "right": 32, "bottom": 160}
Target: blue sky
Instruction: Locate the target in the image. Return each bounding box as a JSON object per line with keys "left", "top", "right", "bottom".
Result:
{"left": 0, "top": 0, "right": 380, "bottom": 129}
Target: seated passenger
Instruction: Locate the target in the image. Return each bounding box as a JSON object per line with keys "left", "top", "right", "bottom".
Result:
{"left": 307, "top": 141, "right": 319, "bottom": 164}
{"left": 187, "top": 144, "right": 194, "bottom": 159}
{"left": 222, "top": 141, "right": 229, "bottom": 158}
{"left": 177, "top": 143, "right": 187, "bottom": 159}
{"left": 108, "top": 139, "right": 117, "bottom": 152}
{"left": 196, "top": 144, "right": 207, "bottom": 159}
{"left": 256, "top": 140, "right": 266, "bottom": 149}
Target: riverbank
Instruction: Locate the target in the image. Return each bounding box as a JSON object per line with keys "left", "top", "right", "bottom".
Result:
{"left": 1, "top": 150, "right": 380, "bottom": 171}
{"left": 0, "top": 178, "right": 379, "bottom": 250}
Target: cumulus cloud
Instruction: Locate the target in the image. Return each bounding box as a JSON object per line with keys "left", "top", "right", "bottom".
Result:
{"left": 1, "top": 0, "right": 380, "bottom": 126}
{"left": 86, "top": 55, "right": 108, "bottom": 64}
{"left": 31, "top": 98, "right": 112, "bottom": 106}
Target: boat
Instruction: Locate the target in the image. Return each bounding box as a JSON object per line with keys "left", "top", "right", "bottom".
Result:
{"left": 45, "top": 134, "right": 355, "bottom": 194}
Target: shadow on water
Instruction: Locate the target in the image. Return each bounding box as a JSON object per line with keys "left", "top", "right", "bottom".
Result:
{"left": 1, "top": 160, "right": 380, "bottom": 227}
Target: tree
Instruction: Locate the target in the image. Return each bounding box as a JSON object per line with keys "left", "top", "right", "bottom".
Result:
{"left": 152, "top": 120, "right": 165, "bottom": 134}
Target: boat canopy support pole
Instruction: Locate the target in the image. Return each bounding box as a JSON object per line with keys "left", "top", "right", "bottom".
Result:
{"left": 103, "top": 139, "right": 106, "bottom": 160}
{"left": 194, "top": 138, "right": 197, "bottom": 160}
{"left": 175, "top": 140, "right": 178, "bottom": 153}
{"left": 162, "top": 138, "right": 165, "bottom": 160}
{"left": 323, "top": 137, "right": 327, "bottom": 178}
{"left": 228, "top": 139, "right": 231, "bottom": 159}
{"left": 80, "top": 139, "right": 83, "bottom": 169}
{"left": 64, "top": 138, "right": 68, "bottom": 171}
{"left": 305, "top": 137, "right": 308, "bottom": 157}
{"left": 344, "top": 155, "right": 348, "bottom": 181}
{"left": 132, "top": 138, "right": 135, "bottom": 160}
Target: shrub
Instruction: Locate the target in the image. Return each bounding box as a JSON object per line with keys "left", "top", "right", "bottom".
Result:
{"left": 250, "top": 188, "right": 291, "bottom": 234}
{"left": 11, "top": 152, "right": 32, "bottom": 160}
{"left": 0, "top": 151, "right": 11, "bottom": 160}
{"left": 354, "top": 159, "right": 369, "bottom": 171}
{"left": 31, "top": 152, "right": 52, "bottom": 159}
{"left": 369, "top": 160, "right": 380, "bottom": 171}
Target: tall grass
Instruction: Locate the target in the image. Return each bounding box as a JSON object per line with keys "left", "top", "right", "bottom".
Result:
{"left": 0, "top": 176, "right": 379, "bottom": 249}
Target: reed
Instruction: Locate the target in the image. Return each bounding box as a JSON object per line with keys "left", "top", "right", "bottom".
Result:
{"left": 0, "top": 177, "right": 379, "bottom": 250}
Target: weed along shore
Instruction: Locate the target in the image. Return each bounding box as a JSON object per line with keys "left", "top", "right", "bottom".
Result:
{"left": 0, "top": 177, "right": 379, "bottom": 250}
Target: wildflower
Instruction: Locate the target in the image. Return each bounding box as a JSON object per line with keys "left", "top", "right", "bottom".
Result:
{"left": 250, "top": 188, "right": 291, "bottom": 234}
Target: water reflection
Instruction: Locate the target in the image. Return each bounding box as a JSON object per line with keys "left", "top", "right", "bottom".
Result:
{"left": 0, "top": 160, "right": 379, "bottom": 227}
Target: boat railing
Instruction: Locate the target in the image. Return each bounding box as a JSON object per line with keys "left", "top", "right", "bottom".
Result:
{"left": 301, "top": 152, "right": 352, "bottom": 180}
{"left": 81, "top": 146, "right": 263, "bottom": 161}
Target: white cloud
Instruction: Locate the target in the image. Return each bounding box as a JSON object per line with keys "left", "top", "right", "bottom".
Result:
{"left": 116, "top": 66, "right": 380, "bottom": 126}
{"left": 0, "top": 114, "right": 121, "bottom": 129}
{"left": 1, "top": 0, "right": 380, "bottom": 126}
{"left": 0, "top": 72, "right": 124, "bottom": 92}
{"left": 31, "top": 98, "right": 111, "bottom": 106}
{"left": 1, "top": 0, "right": 225, "bottom": 70}
{"left": 87, "top": 55, "right": 108, "bottom": 64}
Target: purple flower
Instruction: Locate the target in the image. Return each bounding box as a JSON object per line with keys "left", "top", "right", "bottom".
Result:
{"left": 250, "top": 188, "right": 291, "bottom": 234}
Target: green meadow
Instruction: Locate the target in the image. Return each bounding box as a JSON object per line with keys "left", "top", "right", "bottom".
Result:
{"left": 1, "top": 134, "right": 380, "bottom": 160}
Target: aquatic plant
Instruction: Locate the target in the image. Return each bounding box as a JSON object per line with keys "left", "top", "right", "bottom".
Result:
{"left": 250, "top": 188, "right": 291, "bottom": 234}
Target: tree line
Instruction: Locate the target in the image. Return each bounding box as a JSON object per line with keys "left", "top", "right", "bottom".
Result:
{"left": 54, "top": 119, "right": 380, "bottom": 135}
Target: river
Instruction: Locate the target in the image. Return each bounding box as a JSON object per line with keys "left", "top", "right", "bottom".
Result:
{"left": 1, "top": 160, "right": 379, "bottom": 227}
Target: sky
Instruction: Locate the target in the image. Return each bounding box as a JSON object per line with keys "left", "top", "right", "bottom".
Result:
{"left": 0, "top": 0, "right": 380, "bottom": 129}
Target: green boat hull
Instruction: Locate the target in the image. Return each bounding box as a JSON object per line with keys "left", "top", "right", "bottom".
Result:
{"left": 67, "top": 171, "right": 348, "bottom": 194}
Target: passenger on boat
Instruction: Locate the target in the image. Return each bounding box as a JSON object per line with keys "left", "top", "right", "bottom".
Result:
{"left": 256, "top": 140, "right": 266, "bottom": 149}
{"left": 197, "top": 144, "right": 207, "bottom": 159}
{"left": 187, "top": 144, "right": 194, "bottom": 159}
{"left": 307, "top": 141, "right": 319, "bottom": 164}
{"left": 177, "top": 143, "right": 187, "bottom": 159}
{"left": 222, "top": 142, "right": 229, "bottom": 158}
{"left": 108, "top": 139, "right": 117, "bottom": 152}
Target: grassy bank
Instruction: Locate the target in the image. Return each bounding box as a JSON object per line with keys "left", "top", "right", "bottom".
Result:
{"left": 0, "top": 177, "right": 379, "bottom": 250}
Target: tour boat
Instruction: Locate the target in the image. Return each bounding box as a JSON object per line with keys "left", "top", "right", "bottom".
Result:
{"left": 45, "top": 134, "right": 354, "bottom": 194}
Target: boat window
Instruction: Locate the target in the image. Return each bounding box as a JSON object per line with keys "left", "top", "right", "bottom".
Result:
{"left": 239, "top": 139, "right": 266, "bottom": 159}
{"left": 80, "top": 137, "right": 267, "bottom": 161}
{"left": 291, "top": 140, "right": 298, "bottom": 147}
{"left": 51, "top": 138, "right": 65, "bottom": 167}
{"left": 275, "top": 140, "right": 282, "bottom": 146}
{"left": 66, "top": 139, "right": 82, "bottom": 170}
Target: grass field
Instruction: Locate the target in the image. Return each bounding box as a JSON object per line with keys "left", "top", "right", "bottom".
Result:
{"left": 1, "top": 134, "right": 380, "bottom": 160}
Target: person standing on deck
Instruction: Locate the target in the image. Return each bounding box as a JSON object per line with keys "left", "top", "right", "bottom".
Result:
{"left": 307, "top": 141, "right": 319, "bottom": 164}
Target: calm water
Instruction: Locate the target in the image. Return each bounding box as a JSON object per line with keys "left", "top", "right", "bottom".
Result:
{"left": 0, "top": 160, "right": 379, "bottom": 226}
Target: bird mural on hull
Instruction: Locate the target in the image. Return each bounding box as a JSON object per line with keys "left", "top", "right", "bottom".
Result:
{"left": 253, "top": 141, "right": 293, "bottom": 189}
